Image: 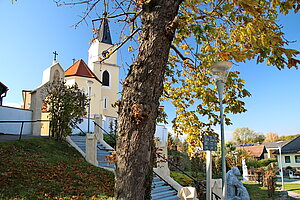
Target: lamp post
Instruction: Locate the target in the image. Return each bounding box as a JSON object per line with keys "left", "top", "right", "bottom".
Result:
{"left": 210, "top": 61, "right": 232, "bottom": 200}
{"left": 277, "top": 141, "right": 285, "bottom": 191}
{"left": 87, "top": 80, "right": 94, "bottom": 133}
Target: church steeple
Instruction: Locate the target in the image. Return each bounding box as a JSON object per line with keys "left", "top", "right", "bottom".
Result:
{"left": 98, "top": 15, "right": 112, "bottom": 45}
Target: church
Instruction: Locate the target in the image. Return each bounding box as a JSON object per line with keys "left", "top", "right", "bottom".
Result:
{"left": 22, "top": 18, "right": 120, "bottom": 136}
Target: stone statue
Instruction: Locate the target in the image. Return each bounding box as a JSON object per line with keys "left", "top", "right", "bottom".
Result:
{"left": 226, "top": 167, "right": 250, "bottom": 200}
{"left": 242, "top": 158, "right": 249, "bottom": 181}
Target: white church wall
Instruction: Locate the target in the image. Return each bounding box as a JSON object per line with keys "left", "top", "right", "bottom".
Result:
{"left": 0, "top": 106, "right": 32, "bottom": 135}
{"left": 42, "top": 67, "right": 51, "bottom": 85}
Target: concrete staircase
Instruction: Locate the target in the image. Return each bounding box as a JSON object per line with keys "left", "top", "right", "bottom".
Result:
{"left": 69, "top": 135, "right": 179, "bottom": 200}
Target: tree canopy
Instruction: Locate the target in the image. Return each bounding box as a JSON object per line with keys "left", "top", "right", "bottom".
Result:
{"left": 52, "top": 0, "right": 299, "bottom": 152}
{"left": 232, "top": 127, "right": 265, "bottom": 144}
{"left": 279, "top": 134, "right": 300, "bottom": 141}
{"left": 43, "top": 81, "right": 88, "bottom": 140}
{"left": 264, "top": 132, "right": 280, "bottom": 142}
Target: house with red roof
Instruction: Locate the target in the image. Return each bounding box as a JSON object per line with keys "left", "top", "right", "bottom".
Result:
{"left": 237, "top": 145, "right": 267, "bottom": 160}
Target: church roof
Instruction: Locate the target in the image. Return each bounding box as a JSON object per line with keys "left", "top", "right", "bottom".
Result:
{"left": 98, "top": 18, "right": 112, "bottom": 45}
{"left": 65, "top": 59, "right": 100, "bottom": 82}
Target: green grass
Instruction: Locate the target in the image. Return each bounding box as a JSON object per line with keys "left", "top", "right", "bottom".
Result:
{"left": 278, "top": 183, "right": 300, "bottom": 194}
{"left": 170, "top": 171, "right": 194, "bottom": 186}
{"left": 243, "top": 182, "right": 280, "bottom": 200}
{"left": 0, "top": 137, "right": 115, "bottom": 200}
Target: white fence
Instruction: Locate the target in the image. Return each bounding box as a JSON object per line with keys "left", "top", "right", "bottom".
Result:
{"left": 0, "top": 106, "right": 33, "bottom": 135}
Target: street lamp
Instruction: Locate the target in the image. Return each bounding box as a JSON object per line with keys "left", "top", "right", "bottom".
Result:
{"left": 277, "top": 141, "right": 285, "bottom": 191}
{"left": 210, "top": 61, "right": 232, "bottom": 200}
{"left": 87, "top": 80, "right": 94, "bottom": 133}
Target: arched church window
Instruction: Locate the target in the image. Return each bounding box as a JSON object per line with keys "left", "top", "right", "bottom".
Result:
{"left": 102, "top": 70, "right": 110, "bottom": 86}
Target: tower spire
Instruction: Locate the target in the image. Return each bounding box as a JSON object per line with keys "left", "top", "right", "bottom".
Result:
{"left": 98, "top": 12, "right": 112, "bottom": 45}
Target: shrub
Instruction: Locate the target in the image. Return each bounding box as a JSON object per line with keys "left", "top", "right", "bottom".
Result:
{"left": 257, "top": 158, "right": 276, "bottom": 167}
{"left": 103, "top": 134, "right": 117, "bottom": 148}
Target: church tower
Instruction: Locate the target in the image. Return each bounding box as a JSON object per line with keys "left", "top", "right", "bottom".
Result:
{"left": 88, "top": 17, "right": 119, "bottom": 120}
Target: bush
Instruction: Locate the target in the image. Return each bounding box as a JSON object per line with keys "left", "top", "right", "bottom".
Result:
{"left": 103, "top": 134, "right": 117, "bottom": 148}
{"left": 247, "top": 158, "right": 276, "bottom": 168}
{"left": 247, "top": 158, "right": 259, "bottom": 168}
{"left": 257, "top": 158, "right": 276, "bottom": 167}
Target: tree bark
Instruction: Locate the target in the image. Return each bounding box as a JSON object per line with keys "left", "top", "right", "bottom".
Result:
{"left": 115, "top": 0, "right": 183, "bottom": 199}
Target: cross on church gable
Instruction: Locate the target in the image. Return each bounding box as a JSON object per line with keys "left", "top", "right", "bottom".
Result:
{"left": 53, "top": 51, "right": 58, "bottom": 61}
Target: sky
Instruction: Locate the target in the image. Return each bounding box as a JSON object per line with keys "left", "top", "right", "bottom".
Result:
{"left": 1, "top": 1, "right": 300, "bottom": 140}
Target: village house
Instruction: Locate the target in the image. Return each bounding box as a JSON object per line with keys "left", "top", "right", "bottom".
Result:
{"left": 236, "top": 144, "right": 267, "bottom": 160}
{"left": 274, "top": 136, "right": 300, "bottom": 169}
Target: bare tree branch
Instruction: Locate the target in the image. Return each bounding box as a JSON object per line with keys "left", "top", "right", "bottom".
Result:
{"left": 170, "top": 45, "right": 193, "bottom": 61}
{"left": 100, "top": 28, "right": 141, "bottom": 63}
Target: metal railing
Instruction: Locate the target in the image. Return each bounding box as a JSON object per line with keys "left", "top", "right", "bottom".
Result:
{"left": 93, "top": 121, "right": 117, "bottom": 148}
{"left": 157, "top": 154, "right": 221, "bottom": 200}
{"left": 70, "top": 119, "right": 86, "bottom": 136}
{"left": 0, "top": 120, "right": 50, "bottom": 140}
{"left": 153, "top": 170, "right": 178, "bottom": 192}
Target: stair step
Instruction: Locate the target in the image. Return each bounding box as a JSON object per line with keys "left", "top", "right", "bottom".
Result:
{"left": 152, "top": 180, "right": 168, "bottom": 187}
{"left": 152, "top": 195, "right": 179, "bottom": 200}
{"left": 152, "top": 189, "right": 177, "bottom": 199}
{"left": 152, "top": 185, "right": 173, "bottom": 194}
{"left": 98, "top": 162, "right": 115, "bottom": 169}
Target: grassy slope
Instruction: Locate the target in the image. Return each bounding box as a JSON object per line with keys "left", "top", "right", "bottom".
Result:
{"left": 0, "top": 137, "right": 114, "bottom": 200}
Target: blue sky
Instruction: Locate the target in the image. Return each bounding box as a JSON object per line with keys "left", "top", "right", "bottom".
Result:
{"left": 1, "top": 1, "right": 300, "bottom": 140}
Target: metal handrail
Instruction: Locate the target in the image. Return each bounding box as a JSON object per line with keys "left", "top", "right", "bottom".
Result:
{"left": 157, "top": 154, "right": 221, "bottom": 200}
{"left": 0, "top": 120, "right": 50, "bottom": 140}
{"left": 153, "top": 170, "right": 178, "bottom": 192}
{"left": 93, "top": 121, "right": 117, "bottom": 147}
{"left": 70, "top": 119, "right": 86, "bottom": 136}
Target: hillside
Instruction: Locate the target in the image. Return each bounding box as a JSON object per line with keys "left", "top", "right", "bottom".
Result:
{"left": 0, "top": 137, "right": 114, "bottom": 200}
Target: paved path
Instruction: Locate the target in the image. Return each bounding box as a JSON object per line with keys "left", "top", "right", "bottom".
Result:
{"left": 288, "top": 191, "right": 300, "bottom": 200}
{"left": 0, "top": 133, "right": 42, "bottom": 142}
{"left": 278, "top": 178, "right": 300, "bottom": 199}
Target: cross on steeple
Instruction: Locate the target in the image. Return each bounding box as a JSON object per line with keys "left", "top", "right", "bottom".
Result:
{"left": 53, "top": 51, "right": 58, "bottom": 61}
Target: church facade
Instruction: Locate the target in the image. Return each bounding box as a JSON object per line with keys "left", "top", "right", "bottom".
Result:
{"left": 24, "top": 18, "right": 120, "bottom": 136}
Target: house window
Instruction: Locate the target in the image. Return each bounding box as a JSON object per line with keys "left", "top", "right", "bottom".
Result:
{"left": 102, "top": 70, "right": 109, "bottom": 86}
{"left": 295, "top": 155, "right": 300, "bottom": 163}
{"left": 285, "top": 156, "right": 291, "bottom": 163}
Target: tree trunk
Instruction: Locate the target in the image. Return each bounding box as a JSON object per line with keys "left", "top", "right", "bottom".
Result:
{"left": 115, "top": 0, "right": 183, "bottom": 199}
